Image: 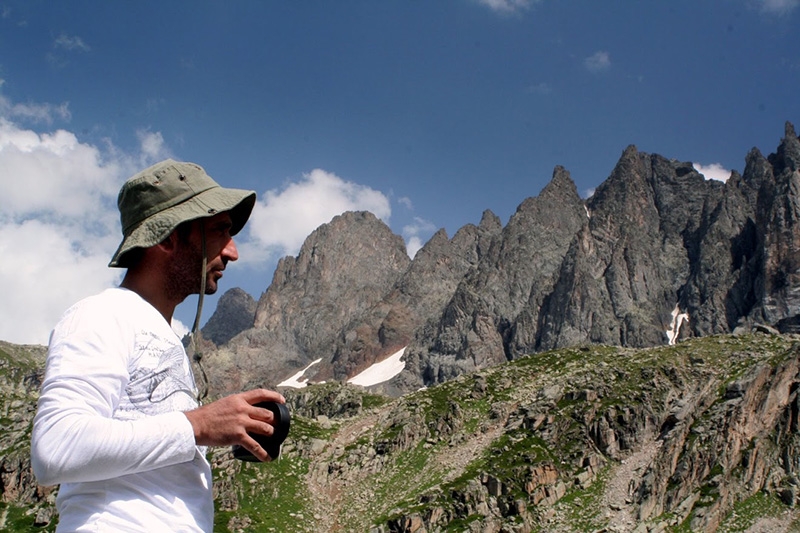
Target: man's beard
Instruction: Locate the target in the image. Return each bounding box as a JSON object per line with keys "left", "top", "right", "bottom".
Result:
{"left": 165, "top": 239, "right": 216, "bottom": 301}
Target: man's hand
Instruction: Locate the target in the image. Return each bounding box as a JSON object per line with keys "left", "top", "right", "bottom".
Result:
{"left": 184, "top": 388, "right": 285, "bottom": 462}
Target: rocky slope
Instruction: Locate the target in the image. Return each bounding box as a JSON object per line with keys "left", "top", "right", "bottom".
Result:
{"left": 0, "top": 341, "right": 54, "bottom": 530}
{"left": 7, "top": 333, "right": 800, "bottom": 532}
{"left": 201, "top": 122, "right": 800, "bottom": 396}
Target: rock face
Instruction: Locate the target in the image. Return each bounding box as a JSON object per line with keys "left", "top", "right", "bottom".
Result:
{"left": 328, "top": 209, "right": 502, "bottom": 389}
{"left": 753, "top": 122, "right": 800, "bottom": 326}
{"left": 202, "top": 287, "right": 256, "bottom": 346}
{"left": 0, "top": 341, "right": 54, "bottom": 529}
{"left": 407, "top": 165, "right": 587, "bottom": 385}
{"left": 203, "top": 122, "right": 800, "bottom": 395}
{"left": 202, "top": 211, "right": 412, "bottom": 394}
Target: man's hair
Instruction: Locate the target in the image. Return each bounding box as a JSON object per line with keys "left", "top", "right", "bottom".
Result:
{"left": 121, "top": 247, "right": 146, "bottom": 269}
{"left": 174, "top": 219, "right": 196, "bottom": 244}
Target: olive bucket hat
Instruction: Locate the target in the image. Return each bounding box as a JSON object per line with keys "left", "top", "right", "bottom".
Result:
{"left": 109, "top": 159, "right": 256, "bottom": 268}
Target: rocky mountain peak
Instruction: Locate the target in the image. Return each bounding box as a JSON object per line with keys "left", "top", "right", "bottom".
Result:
{"left": 198, "top": 210, "right": 412, "bottom": 395}
{"left": 195, "top": 122, "right": 800, "bottom": 397}
{"left": 541, "top": 165, "right": 579, "bottom": 199}
{"left": 202, "top": 287, "right": 256, "bottom": 346}
{"left": 615, "top": 144, "right": 643, "bottom": 172}
{"left": 253, "top": 210, "right": 409, "bottom": 332}
{"left": 770, "top": 120, "right": 800, "bottom": 173}
{"left": 478, "top": 209, "right": 502, "bottom": 232}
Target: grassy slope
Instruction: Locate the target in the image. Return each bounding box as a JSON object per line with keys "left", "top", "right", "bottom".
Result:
{"left": 3, "top": 335, "right": 800, "bottom": 532}
{"left": 210, "top": 334, "right": 800, "bottom": 532}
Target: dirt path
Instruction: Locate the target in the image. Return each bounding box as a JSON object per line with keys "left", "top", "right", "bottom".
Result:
{"left": 305, "top": 410, "right": 381, "bottom": 532}
{"left": 740, "top": 514, "right": 800, "bottom": 533}
{"left": 600, "top": 437, "right": 662, "bottom": 532}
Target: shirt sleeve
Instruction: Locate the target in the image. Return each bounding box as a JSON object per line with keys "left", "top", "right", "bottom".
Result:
{"left": 30, "top": 301, "right": 199, "bottom": 486}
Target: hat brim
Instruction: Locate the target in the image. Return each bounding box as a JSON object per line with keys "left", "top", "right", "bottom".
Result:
{"left": 109, "top": 187, "right": 256, "bottom": 268}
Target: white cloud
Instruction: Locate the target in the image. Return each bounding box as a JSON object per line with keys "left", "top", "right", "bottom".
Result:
{"left": 0, "top": 97, "right": 164, "bottom": 344}
{"left": 171, "top": 318, "right": 190, "bottom": 339}
{"left": 0, "top": 92, "right": 403, "bottom": 343}
{"left": 241, "top": 169, "right": 392, "bottom": 264}
{"left": 759, "top": 0, "right": 799, "bottom": 14}
{"left": 136, "top": 129, "right": 171, "bottom": 161}
{"left": 0, "top": 219, "right": 120, "bottom": 345}
{"left": 0, "top": 120, "right": 121, "bottom": 218}
{"left": 584, "top": 51, "right": 611, "bottom": 73}
{"left": 693, "top": 162, "right": 731, "bottom": 182}
{"left": 398, "top": 196, "right": 414, "bottom": 210}
{"left": 475, "top": 0, "right": 540, "bottom": 14}
{"left": 397, "top": 199, "right": 436, "bottom": 258}
{"left": 54, "top": 33, "right": 91, "bottom": 52}
{"left": 402, "top": 217, "right": 437, "bottom": 258}
{"left": 404, "top": 236, "right": 424, "bottom": 258}
{"left": 48, "top": 33, "right": 91, "bottom": 68}
{"left": 526, "top": 82, "right": 552, "bottom": 95}
{"left": 0, "top": 94, "right": 71, "bottom": 124}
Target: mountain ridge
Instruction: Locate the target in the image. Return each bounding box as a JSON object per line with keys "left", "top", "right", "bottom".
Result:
{"left": 200, "top": 121, "right": 800, "bottom": 397}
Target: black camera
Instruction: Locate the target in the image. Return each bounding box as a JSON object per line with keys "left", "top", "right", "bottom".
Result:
{"left": 232, "top": 401, "right": 291, "bottom": 462}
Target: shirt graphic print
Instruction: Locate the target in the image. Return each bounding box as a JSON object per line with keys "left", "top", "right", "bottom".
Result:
{"left": 116, "top": 329, "right": 199, "bottom": 420}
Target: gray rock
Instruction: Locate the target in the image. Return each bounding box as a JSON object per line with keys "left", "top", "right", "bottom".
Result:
{"left": 201, "top": 287, "right": 256, "bottom": 346}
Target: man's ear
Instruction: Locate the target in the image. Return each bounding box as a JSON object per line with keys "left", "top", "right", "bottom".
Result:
{"left": 155, "top": 230, "right": 180, "bottom": 254}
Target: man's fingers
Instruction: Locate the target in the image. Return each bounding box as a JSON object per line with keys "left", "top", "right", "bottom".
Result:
{"left": 241, "top": 388, "right": 285, "bottom": 405}
{"left": 247, "top": 420, "right": 275, "bottom": 437}
{"left": 249, "top": 405, "right": 276, "bottom": 425}
{"left": 241, "top": 435, "right": 271, "bottom": 462}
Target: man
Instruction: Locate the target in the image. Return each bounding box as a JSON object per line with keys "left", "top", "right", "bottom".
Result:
{"left": 31, "top": 159, "right": 284, "bottom": 532}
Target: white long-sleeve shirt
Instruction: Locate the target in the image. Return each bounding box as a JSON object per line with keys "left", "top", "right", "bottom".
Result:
{"left": 31, "top": 288, "right": 213, "bottom": 532}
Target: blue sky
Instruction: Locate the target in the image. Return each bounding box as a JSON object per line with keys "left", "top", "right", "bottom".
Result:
{"left": 1, "top": 0, "right": 799, "bottom": 344}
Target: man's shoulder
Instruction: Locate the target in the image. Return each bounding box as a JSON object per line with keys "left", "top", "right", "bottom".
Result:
{"left": 55, "top": 288, "right": 152, "bottom": 333}
{"left": 65, "top": 287, "right": 140, "bottom": 314}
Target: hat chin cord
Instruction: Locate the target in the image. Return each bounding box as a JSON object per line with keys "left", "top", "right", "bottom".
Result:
{"left": 189, "top": 223, "right": 209, "bottom": 402}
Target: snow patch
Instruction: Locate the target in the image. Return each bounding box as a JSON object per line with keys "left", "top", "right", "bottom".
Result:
{"left": 666, "top": 305, "right": 689, "bottom": 345}
{"left": 277, "top": 358, "right": 322, "bottom": 388}
{"left": 347, "top": 347, "right": 406, "bottom": 387}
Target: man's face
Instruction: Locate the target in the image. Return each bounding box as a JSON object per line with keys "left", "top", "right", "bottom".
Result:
{"left": 166, "top": 212, "right": 239, "bottom": 300}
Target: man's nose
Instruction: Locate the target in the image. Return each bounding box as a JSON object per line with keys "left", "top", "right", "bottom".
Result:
{"left": 222, "top": 238, "right": 239, "bottom": 262}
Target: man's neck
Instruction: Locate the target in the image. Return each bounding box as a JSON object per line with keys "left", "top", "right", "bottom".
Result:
{"left": 120, "top": 274, "right": 179, "bottom": 325}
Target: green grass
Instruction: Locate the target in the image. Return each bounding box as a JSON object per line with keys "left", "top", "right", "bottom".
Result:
{"left": 210, "top": 412, "right": 332, "bottom": 532}
{"left": 549, "top": 466, "right": 611, "bottom": 532}
{"left": 213, "top": 451, "right": 312, "bottom": 532}
{"left": 717, "top": 491, "right": 797, "bottom": 533}
{"left": 361, "top": 392, "right": 390, "bottom": 411}
{"left": 0, "top": 502, "right": 56, "bottom": 533}
{"left": 289, "top": 414, "right": 337, "bottom": 441}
